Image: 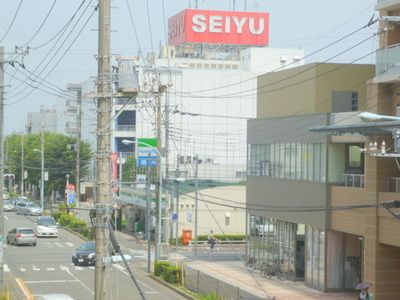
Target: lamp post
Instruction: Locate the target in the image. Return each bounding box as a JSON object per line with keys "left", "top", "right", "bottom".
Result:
{"left": 34, "top": 148, "right": 44, "bottom": 210}
{"left": 359, "top": 112, "right": 400, "bottom": 122}
{"left": 122, "top": 139, "right": 163, "bottom": 260}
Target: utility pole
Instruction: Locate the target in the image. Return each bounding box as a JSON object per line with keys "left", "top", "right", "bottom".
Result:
{"left": 0, "top": 46, "right": 6, "bottom": 299}
{"left": 95, "top": 0, "right": 112, "bottom": 299}
{"left": 20, "top": 133, "right": 25, "bottom": 196}
{"left": 194, "top": 154, "right": 199, "bottom": 258}
{"left": 175, "top": 154, "right": 180, "bottom": 250}
{"left": 156, "top": 88, "right": 163, "bottom": 260}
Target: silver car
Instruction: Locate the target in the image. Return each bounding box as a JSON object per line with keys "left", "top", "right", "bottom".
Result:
{"left": 6, "top": 227, "right": 37, "bottom": 246}
{"left": 15, "top": 202, "right": 43, "bottom": 216}
{"left": 36, "top": 216, "right": 58, "bottom": 237}
{"left": 3, "top": 200, "right": 14, "bottom": 212}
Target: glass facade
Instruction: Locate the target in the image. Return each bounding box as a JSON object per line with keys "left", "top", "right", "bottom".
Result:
{"left": 248, "top": 143, "right": 326, "bottom": 182}
{"left": 248, "top": 215, "right": 304, "bottom": 281}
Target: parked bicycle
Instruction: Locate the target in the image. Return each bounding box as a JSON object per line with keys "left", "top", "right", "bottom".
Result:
{"left": 261, "top": 260, "right": 285, "bottom": 280}
{"left": 245, "top": 256, "right": 258, "bottom": 272}
{"left": 284, "top": 269, "right": 295, "bottom": 281}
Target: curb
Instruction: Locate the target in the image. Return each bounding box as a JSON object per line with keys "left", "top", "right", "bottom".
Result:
{"left": 148, "top": 274, "right": 198, "bottom": 300}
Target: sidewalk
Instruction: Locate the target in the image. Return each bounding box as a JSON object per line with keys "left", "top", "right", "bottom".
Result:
{"left": 115, "top": 230, "right": 358, "bottom": 300}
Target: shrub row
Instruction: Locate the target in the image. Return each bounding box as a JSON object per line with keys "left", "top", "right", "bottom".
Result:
{"left": 154, "top": 262, "right": 184, "bottom": 285}
{"left": 53, "top": 207, "right": 94, "bottom": 241}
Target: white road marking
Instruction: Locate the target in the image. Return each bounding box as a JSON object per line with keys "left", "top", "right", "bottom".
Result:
{"left": 4, "top": 265, "right": 10, "bottom": 272}
{"left": 60, "top": 265, "right": 94, "bottom": 295}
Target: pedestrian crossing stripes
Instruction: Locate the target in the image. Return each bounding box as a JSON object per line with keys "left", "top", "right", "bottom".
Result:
{"left": 5, "top": 264, "right": 97, "bottom": 272}
{"left": 5, "top": 241, "right": 76, "bottom": 248}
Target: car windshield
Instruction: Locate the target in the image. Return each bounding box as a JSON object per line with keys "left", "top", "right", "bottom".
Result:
{"left": 4, "top": 200, "right": 11, "bottom": 205}
{"left": 38, "top": 218, "right": 56, "bottom": 226}
{"left": 19, "top": 229, "right": 34, "bottom": 234}
{"left": 78, "top": 242, "right": 96, "bottom": 251}
{"left": 27, "top": 203, "right": 40, "bottom": 208}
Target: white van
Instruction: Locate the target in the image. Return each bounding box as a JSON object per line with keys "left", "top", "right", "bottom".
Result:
{"left": 36, "top": 216, "right": 58, "bottom": 237}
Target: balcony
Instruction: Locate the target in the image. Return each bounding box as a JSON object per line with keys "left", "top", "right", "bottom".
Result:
{"left": 115, "top": 124, "right": 136, "bottom": 132}
{"left": 374, "top": 43, "right": 400, "bottom": 83}
{"left": 375, "top": 0, "right": 400, "bottom": 11}
{"left": 338, "top": 173, "right": 365, "bottom": 188}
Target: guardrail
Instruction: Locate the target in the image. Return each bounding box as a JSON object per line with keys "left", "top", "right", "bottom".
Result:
{"left": 187, "top": 240, "right": 247, "bottom": 252}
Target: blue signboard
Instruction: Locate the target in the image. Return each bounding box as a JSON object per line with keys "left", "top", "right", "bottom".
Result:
{"left": 138, "top": 157, "right": 158, "bottom": 167}
{"left": 137, "top": 138, "right": 158, "bottom": 167}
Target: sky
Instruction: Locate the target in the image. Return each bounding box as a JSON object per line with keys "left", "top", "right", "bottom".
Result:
{"left": 0, "top": 0, "right": 378, "bottom": 135}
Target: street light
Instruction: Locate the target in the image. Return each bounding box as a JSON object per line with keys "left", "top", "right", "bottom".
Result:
{"left": 359, "top": 112, "right": 400, "bottom": 122}
{"left": 122, "top": 139, "right": 163, "bottom": 260}
{"left": 34, "top": 148, "right": 44, "bottom": 210}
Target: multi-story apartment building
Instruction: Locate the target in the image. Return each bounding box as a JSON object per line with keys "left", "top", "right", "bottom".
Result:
{"left": 247, "top": 63, "right": 380, "bottom": 294}
{"left": 26, "top": 105, "right": 57, "bottom": 134}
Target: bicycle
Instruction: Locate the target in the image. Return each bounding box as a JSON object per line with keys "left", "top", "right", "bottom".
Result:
{"left": 135, "top": 231, "right": 146, "bottom": 241}
{"left": 245, "top": 257, "right": 257, "bottom": 272}
{"left": 261, "top": 260, "right": 285, "bottom": 280}
{"left": 284, "top": 269, "right": 295, "bottom": 281}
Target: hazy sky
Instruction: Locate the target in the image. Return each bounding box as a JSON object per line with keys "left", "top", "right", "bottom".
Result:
{"left": 0, "top": 0, "right": 378, "bottom": 134}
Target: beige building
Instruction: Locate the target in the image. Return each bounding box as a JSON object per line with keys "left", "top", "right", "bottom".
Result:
{"left": 247, "top": 62, "right": 380, "bottom": 294}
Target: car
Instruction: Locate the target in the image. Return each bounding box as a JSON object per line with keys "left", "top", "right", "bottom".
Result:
{"left": 3, "top": 200, "right": 14, "bottom": 212}
{"left": 6, "top": 227, "right": 37, "bottom": 246}
{"left": 36, "top": 216, "right": 58, "bottom": 237}
{"left": 72, "top": 241, "right": 96, "bottom": 266}
{"left": 15, "top": 202, "right": 43, "bottom": 216}
{"left": 11, "top": 196, "right": 29, "bottom": 205}
{"left": 3, "top": 191, "right": 9, "bottom": 200}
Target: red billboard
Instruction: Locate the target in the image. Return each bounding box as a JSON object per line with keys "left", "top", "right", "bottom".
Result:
{"left": 168, "top": 9, "right": 269, "bottom": 46}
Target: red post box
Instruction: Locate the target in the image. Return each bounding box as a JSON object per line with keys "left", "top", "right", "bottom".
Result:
{"left": 182, "top": 229, "right": 192, "bottom": 244}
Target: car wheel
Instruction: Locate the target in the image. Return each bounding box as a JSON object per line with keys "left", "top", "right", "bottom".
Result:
{"left": 6, "top": 238, "right": 9, "bottom": 244}
{"left": 33, "top": 243, "right": 37, "bottom": 246}
{"left": 27, "top": 211, "right": 31, "bottom": 216}
{"left": 15, "top": 210, "right": 19, "bottom": 215}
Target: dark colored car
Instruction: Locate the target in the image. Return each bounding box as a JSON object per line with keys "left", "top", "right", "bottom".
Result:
{"left": 72, "top": 241, "right": 96, "bottom": 266}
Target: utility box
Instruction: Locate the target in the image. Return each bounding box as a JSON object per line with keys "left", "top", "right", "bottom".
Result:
{"left": 182, "top": 229, "right": 192, "bottom": 244}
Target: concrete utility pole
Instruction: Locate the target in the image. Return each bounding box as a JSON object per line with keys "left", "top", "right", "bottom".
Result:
{"left": 0, "top": 46, "right": 6, "bottom": 299}
{"left": 156, "top": 88, "right": 163, "bottom": 259}
{"left": 95, "top": 0, "right": 112, "bottom": 299}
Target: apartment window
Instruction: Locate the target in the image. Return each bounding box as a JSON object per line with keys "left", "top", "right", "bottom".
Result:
{"left": 332, "top": 91, "right": 359, "bottom": 112}
{"left": 248, "top": 142, "right": 326, "bottom": 182}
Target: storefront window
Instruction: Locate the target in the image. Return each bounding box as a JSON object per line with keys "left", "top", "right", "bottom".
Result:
{"left": 248, "top": 215, "right": 298, "bottom": 280}
{"left": 305, "top": 226, "right": 326, "bottom": 289}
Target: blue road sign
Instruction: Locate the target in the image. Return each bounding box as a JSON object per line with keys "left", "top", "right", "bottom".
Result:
{"left": 171, "top": 213, "right": 178, "bottom": 221}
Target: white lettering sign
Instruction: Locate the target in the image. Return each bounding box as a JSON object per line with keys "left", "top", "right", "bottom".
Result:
{"left": 191, "top": 14, "right": 265, "bottom": 35}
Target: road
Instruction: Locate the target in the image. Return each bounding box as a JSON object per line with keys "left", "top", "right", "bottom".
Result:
{"left": 4, "top": 210, "right": 188, "bottom": 300}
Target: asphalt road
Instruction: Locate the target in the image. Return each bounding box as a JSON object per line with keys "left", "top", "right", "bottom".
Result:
{"left": 4, "top": 211, "right": 188, "bottom": 300}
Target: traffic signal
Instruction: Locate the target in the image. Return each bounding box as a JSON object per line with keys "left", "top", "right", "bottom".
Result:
{"left": 4, "top": 174, "right": 15, "bottom": 179}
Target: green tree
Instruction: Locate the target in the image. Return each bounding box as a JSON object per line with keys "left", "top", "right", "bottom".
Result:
{"left": 5, "top": 132, "right": 94, "bottom": 199}
{"left": 121, "top": 156, "right": 157, "bottom": 184}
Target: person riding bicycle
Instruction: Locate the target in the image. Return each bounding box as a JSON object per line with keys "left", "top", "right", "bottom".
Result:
{"left": 207, "top": 230, "right": 218, "bottom": 249}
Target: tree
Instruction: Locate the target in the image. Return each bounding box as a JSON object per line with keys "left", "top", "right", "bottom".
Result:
{"left": 121, "top": 156, "right": 156, "bottom": 185}
{"left": 5, "top": 132, "right": 94, "bottom": 200}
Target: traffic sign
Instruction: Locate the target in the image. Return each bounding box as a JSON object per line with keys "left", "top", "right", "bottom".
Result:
{"left": 171, "top": 213, "right": 178, "bottom": 221}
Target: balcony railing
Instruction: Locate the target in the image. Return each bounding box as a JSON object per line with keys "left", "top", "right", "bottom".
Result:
{"left": 387, "top": 177, "right": 400, "bottom": 193}
{"left": 338, "top": 174, "right": 365, "bottom": 188}
{"left": 115, "top": 125, "right": 135, "bottom": 132}
{"left": 376, "top": 43, "right": 400, "bottom": 77}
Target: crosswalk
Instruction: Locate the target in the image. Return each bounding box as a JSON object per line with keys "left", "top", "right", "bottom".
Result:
{"left": 4, "top": 241, "right": 75, "bottom": 248}
{"left": 4, "top": 264, "right": 96, "bottom": 273}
